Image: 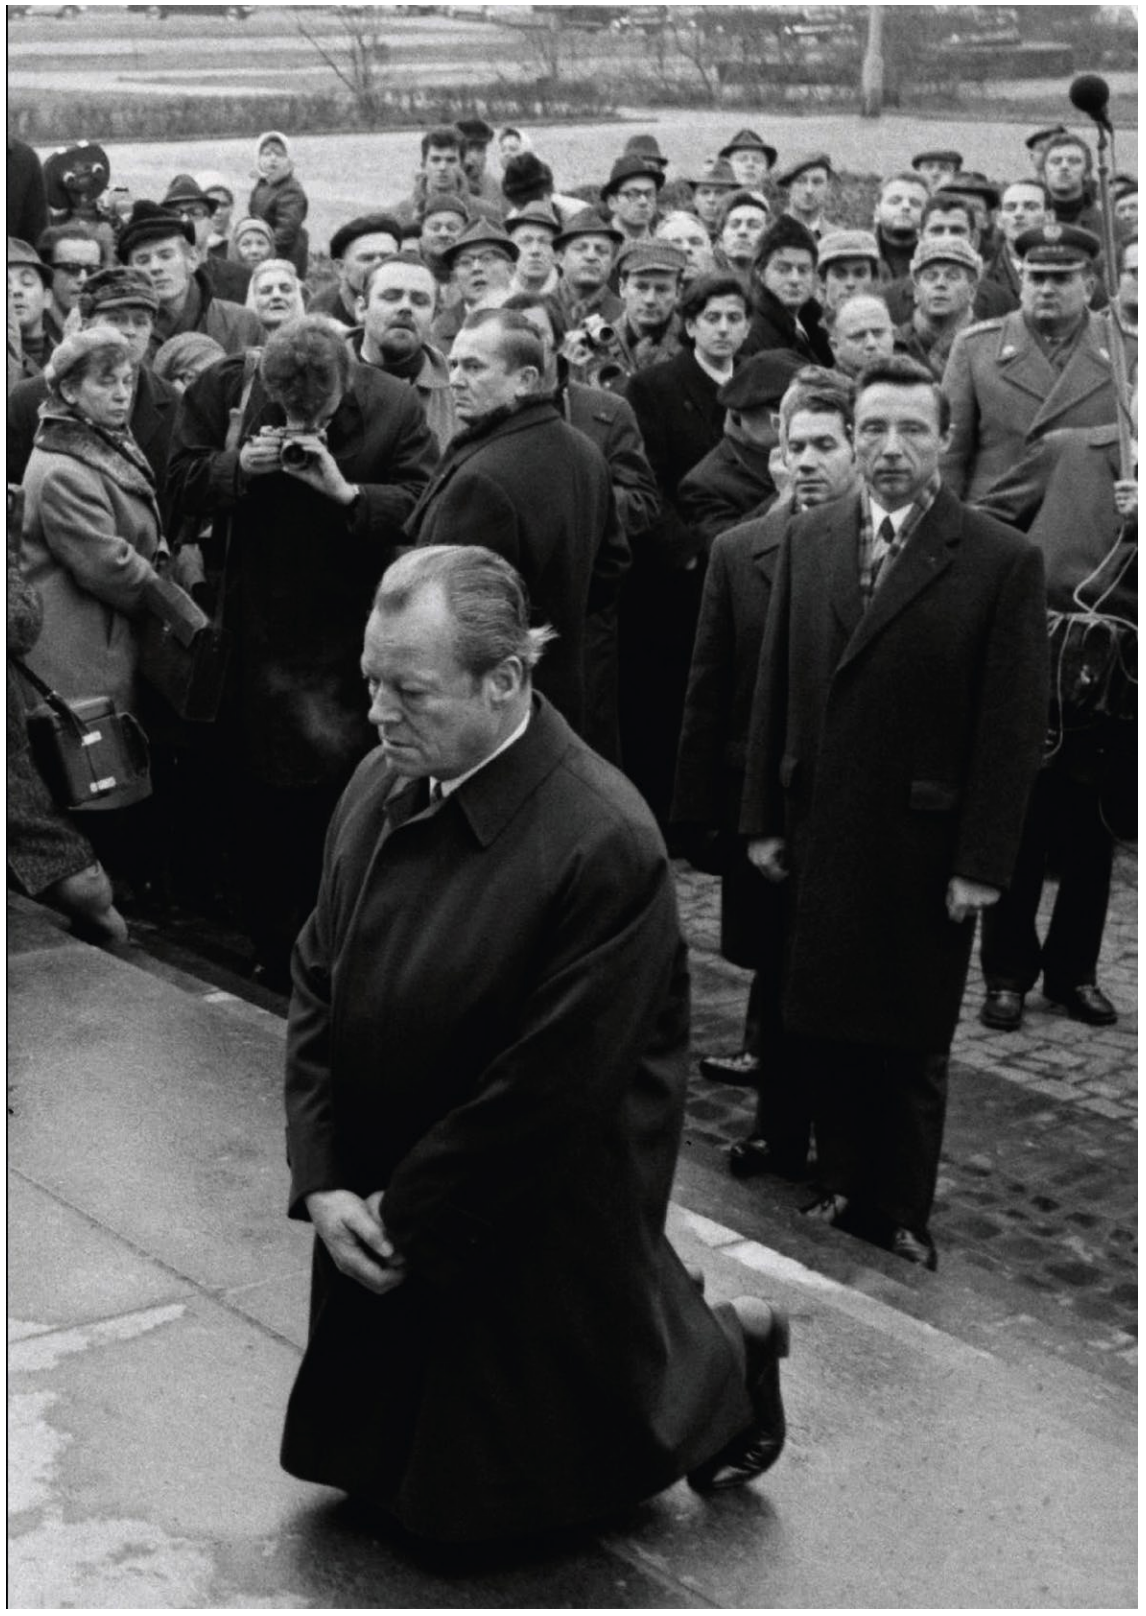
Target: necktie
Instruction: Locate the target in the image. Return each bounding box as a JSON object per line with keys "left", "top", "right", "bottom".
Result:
{"left": 871, "top": 515, "right": 896, "bottom": 590}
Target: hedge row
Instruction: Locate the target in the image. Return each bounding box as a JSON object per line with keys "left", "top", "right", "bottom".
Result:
{"left": 6, "top": 80, "right": 617, "bottom": 146}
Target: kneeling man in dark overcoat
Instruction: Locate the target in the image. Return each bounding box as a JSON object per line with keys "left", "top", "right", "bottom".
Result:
{"left": 280, "top": 545, "right": 789, "bottom": 1545}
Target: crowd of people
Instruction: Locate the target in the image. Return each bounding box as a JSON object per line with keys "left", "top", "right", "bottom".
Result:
{"left": 6, "top": 110, "right": 1137, "bottom": 1277}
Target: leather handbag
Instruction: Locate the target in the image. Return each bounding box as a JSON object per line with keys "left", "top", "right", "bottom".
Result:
{"left": 19, "top": 663, "right": 152, "bottom": 813}
{"left": 138, "top": 570, "right": 231, "bottom": 723}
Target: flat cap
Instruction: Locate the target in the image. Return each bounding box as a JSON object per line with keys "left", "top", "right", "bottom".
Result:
{"left": 910, "top": 236, "right": 982, "bottom": 277}
{"left": 504, "top": 201, "right": 561, "bottom": 235}
{"left": 7, "top": 237, "right": 53, "bottom": 286}
{"left": 1025, "top": 123, "right": 1069, "bottom": 151}
{"left": 718, "top": 128, "right": 778, "bottom": 166}
{"left": 817, "top": 228, "right": 880, "bottom": 269}
{"left": 117, "top": 201, "right": 194, "bottom": 261}
{"left": 936, "top": 171, "right": 1001, "bottom": 210}
{"left": 624, "top": 133, "right": 669, "bottom": 169}
{"left": 911, "top": 148, "right": 963, "bottom": 170}
{"left": 329, "top": 212, "right": 404, "bottom": 259}
{"left": 686, "top": 156, "right": 738, "bottom": 189}
{"left": 418, "top": 194, "right": 470, "bottom": 223}
{"left": 552, "top": 208, "right": 624, "bottom": 249}
{"left": 774, "top": 151, "right": 833, "bottom": 188}
{"left": 601, "top": 153, "right": 665, "bottom": 197}
{"left": 1014, "top": 222, "right": 1102, "bottom": 268}
{"left": 455, "top": 116, "right": 495, "bottom": 145}
{"left": 440, "top": 217, "right": 519, "bottom": 267}
{"left": 163, "top": 173, "right": 218, "bottom": 214}
{"left": 717, "top": 348, "right": 804, "bottom": 410}
{"left": 77, "top": 265, "right": 159, "bottom": 317}
{"left": 615, "top": 239, "right": 687, "bottom": 277}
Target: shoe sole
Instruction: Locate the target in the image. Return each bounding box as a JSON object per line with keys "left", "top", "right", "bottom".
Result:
{"left": 1043, "top": 995, "right": 1117, "bottom": 1026}
{"left": 979, "top": 1009, "right": 1023, "bottom": 1031}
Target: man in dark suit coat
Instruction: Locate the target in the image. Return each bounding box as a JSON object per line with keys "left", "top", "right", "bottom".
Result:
{"left": 7, "top": 267, "right": 179, "bottom": 497}
{"left": 973, "top": 422, "right": 1137, "bottom": 1032}
{"left": 405, "top": 307, "right": 628, "bottom": 741}
{"left": 673, "top": 367, "right": 859, "bottom": 1174}
{"left": 741, "top": 356, "right": 1048, "bottom": 1269}
{"left": 280, "top": 546, "right": 791, "bottom": 1544}
{"left": 941, "top": 224, "right": 1134, "bottom": 499}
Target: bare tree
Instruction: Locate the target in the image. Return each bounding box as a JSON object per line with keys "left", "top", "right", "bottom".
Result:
{"left": 295, "top": 6, "right": 392, "bottom": 122}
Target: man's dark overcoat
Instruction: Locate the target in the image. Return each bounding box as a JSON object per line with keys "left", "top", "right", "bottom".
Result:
{"left": 404, "top": 398, "right": 628, "bottom": 738}
{"left": 280, "top": 697, "right": 752, "bottom": 1542}
{"left": 166, "top": 355, "right": 437, "bottom": 788}
{"left": 672, "top": 499, "right": 790, "bottom": 968}
{"left": 677, "top": 434, "right": 778, "bottom": 554}
{"left": 740, "top": 485, "right": 1049, "bottom": 1053}
{"left": 739, "top": 286, "right": 833, "bottom": 366}
{"left": 940, "top": 309, "right": 1136, "bottom": 500}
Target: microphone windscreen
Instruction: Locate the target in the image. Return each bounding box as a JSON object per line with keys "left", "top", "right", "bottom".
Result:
{"left": 1069, "top": 73, "right": 1111, "bottom": 118}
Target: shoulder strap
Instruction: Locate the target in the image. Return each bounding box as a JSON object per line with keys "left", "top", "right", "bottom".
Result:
{"left": 223, "top": 346, "right": 264, "bottom": 453}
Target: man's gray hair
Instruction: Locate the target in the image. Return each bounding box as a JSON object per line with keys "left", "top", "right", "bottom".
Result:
{"left": 373, "top": 545, "right": 557, "bottom": 677}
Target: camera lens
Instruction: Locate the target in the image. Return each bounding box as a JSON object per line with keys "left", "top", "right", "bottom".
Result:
{"left": 281, "top": 439, "right": 310, "bottom": 470}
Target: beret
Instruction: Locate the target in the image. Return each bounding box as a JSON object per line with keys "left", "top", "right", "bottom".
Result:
{"left": 329, "top": 213, "right": 404, "bottom": 260}
{"left": 774, "top": 152, "right": 833, "bottom": 188}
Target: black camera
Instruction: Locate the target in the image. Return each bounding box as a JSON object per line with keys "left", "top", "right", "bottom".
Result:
{"left": 280, "top": 437, "right": 317, "bottom": 470}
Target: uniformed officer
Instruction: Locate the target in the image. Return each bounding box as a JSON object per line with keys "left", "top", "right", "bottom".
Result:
{"left": 941, "top": 223, "right": 1135, "bottom": 500}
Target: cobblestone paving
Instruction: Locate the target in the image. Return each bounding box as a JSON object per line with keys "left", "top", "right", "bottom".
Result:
{"left": 676, "top": 845, "right": 1138, "bottom": 1386}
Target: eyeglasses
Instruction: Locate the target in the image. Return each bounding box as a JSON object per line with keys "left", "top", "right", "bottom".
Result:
{"left": 178, "top": 205, "right": 211, "bottom": 221}
{"left": 53, "top": 261, "right": 97, "bottom": 278}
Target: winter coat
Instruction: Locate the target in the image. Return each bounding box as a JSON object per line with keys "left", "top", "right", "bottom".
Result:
{"left": 20, "top": 407, "right": 164, "bottom": 709}
{"left": 148, "top": 267, "right": 264, "bottom": 362}
{"left": 940, "top": 310, "right": 1135, "bottom": 500}
{"left": 740, "top": 285, "right": 833, "bottom": 367}
{"left": 165, "top": 354, "right": 437, "bottom": 787}
{"left": 248, "top": 172, "right": 309, "bottom": 276}
{"left": 677, "top": 432, "right": 778, "bottom": 552}
{"left": 280, "top": 695, "right": 752, "bottom": 1543}
{"left": 405, "top": 398, "right": 629, "bottom": 737}
{"left": 8, "top": 365, "right": 180, "bottom": 496}
{"left": 740, "top": 485, "right": 1049, "bottom": 1052}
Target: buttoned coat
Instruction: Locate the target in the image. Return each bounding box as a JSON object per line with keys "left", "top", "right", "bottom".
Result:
{"left": 740, "top": 486, "right": 1048, "bottom": 1052}
{"left": 940, "top": 309, "right": 1135, "bottom": 500}
{"left": 280, "top": 697, "right": 751, "bottom": 1542}
{"left": 20, "top": 411, "right": 164, "bottom": 710}
{"left": 405, "top": 398, "right": 628, "bottom": 737}
{"left": 673, "top": 498, "right": 789, "bottom": 967}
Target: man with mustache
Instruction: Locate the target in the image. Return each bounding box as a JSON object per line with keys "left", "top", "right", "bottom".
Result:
{"left": 351, "top": 252, "right": 456, "bottom": 453}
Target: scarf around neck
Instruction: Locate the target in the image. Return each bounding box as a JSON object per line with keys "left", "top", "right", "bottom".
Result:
{"left": 33, "top": 403, "right": 160, "bottom": 517}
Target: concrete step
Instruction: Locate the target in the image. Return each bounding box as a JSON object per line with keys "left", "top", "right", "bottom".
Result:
{"left": 8, "top": 905, "right": 1136, "bottom": 1608}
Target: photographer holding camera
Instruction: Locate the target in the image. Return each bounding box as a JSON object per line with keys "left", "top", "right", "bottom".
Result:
{"left": 166, "top": 314, "right": 437, "bottom": 986}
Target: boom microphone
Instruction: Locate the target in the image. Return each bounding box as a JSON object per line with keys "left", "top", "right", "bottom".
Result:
{"left": 1069, "top": 73, "right": 1113, "bottom": 129}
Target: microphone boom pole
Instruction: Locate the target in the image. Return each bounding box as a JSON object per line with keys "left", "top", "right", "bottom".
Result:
{"left": 1069, "top": 72, "right": 1134, "bottom": 478}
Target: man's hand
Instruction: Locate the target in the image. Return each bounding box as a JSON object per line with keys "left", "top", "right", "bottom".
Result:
{"left": 305, "top": 1188, "right": 406, "bottom": 1295}
{"left": 746, "top": 837, "right": 787, "bottom": 881}
{"left": 238, "top": 426, "right": 284, "bottom": 479}
{"left": 945, "top": 876, "right": 1000, "bottom": 924}
{"left": 281, "top": 437, "right": 358, "bottom": 505}
{"left": 1113, "top": 478, "right": 1138, "bottom": 520}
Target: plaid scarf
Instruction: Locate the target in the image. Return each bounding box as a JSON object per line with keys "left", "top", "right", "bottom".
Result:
{"left": 857, "top": 473, "right": 941, "bottom": 606}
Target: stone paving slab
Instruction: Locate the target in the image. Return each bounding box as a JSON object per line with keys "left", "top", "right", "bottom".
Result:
{"left": 7, "top": 924, "right": 1135, "bottom": 1609}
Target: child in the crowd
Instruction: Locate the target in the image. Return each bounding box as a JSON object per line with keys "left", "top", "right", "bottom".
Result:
{"left": 247, "top": 131, "right": 309, "bottom": 278}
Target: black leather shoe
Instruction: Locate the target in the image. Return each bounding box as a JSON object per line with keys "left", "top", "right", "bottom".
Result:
{"left": 1044, "top": 982, "right": 1118, "bottom": 1026}
{"left": 890, "top": 1226, "right": 938, "bottom": 1271}
{"left": 688, "top": 1297, "right": 790, "bottom": 1492}
{"left": 698, "top": 1050, "right": 761, "bottom": 1084}
{"left": 801, "top": 1192, "right": 851, "bottom": 1224}
{"left": 979, "top": 987, "right": 1024, "bottom": 1030}
{"left": 728, "top": 1136, "right": 807, "bottom": 1180}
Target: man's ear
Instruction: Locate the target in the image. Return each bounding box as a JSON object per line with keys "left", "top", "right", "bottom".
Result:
{"left": 513, "top": 365, "right": 541, "bottom": 399}
{"left": 486, "top": 656, "right": 526, "bottom": 702}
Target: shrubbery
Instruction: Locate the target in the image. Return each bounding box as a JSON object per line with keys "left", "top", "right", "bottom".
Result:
{"left": 6, "top": 79, "right": 617, "bottom": 146}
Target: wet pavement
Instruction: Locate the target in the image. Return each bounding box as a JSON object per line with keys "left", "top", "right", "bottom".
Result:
{"left": 677, "top": 845, "right": 1138, "bottom": 1392}
{"left": 7, "top": 902, "right": 1136, "bottom": 1608}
